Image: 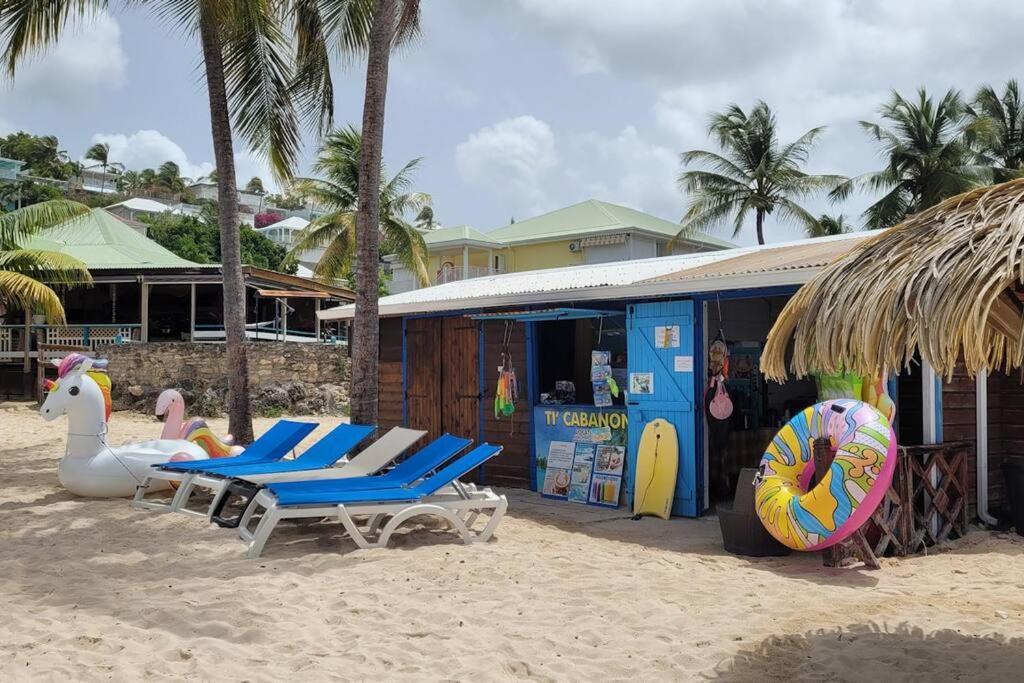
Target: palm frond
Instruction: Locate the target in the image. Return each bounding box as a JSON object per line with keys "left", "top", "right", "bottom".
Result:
{"left": 0, "top": 200, "right": 90, "bottom": 248}
{"left": 0, "top": 270, "right": 66, "bottom": 323}
{"left": 0, "top": 0, "right": 103, "bottom": 76}
{"left": 0, "top": 249, "right": 91, "bottom": 285}
{"left": 220, "top": 0, "right": 302, "bottom": 180}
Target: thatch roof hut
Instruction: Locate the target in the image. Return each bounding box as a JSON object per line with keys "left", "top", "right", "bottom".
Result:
{"left": 763, "top": 178, "right": 1024, "bottom": 381}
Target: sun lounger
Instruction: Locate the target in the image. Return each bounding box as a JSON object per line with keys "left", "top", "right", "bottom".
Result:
{"left": 131, "top": 419, "right": 322, "bottom": 512}
{"left": 155, "top": 419, "right": 319, "bottom": 472}
{"left": 236, "top": 443, "right": 506, "bottom": 558}
{"left": 175, "top": 426, "right": 429, "bottom": 518}
{"left": 210, "top": 433, "right": 472, "bottom": 524}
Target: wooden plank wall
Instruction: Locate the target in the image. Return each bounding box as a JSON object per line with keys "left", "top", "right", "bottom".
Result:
{"left": 941, "top": 365, "right": 978, "bottom": 519}
{"left": 480, "top": 320, "right": 532, "bottom": 488}
{"left": 440, "top": 317, "right": 480, "bottom": 439}
{"left": 941, "top": 365, "right": 1011, "bottom": 520}
{"left": 378, "top": 318, "right": 404, "bottom": 430}
{"left": 406, "top": 317, "right": 443, "bottom": 439}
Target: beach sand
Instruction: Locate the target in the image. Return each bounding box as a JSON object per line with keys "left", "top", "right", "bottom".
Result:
{"left": 2, "top": 401, "right": 1023, "bottom": 681}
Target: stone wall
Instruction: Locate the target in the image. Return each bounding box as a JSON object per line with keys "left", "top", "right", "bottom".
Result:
{"left": 97, "top": 342, "right": 350, "bottom": 417}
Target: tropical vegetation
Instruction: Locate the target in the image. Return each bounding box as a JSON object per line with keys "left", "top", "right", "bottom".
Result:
{"left": 0, "top": 200, "right": 91, "bottom": 323}
{"left": 807, "top": 214, "right": 855, "bottom": 238}
{"left": 968, "top": 80, "right": 1024, "bottom": 183}
{"left": 677, "top": 101, "right": 844, "bottom": 245}
{"left": 288, "top": 126, "right": 430, "bottom": 286}
{"left": 0, "top": 132, "right": 80, "bottom": 179}
{"left": 831, "top": 88, "right": 987, "bottom": 230}
{"left": 83, "top": 142, "right": 123, "bottom": 193}
{"left": 143, "top": 212, "right": 295, "bottom": 273}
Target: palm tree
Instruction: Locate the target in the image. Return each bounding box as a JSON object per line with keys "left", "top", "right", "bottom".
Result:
{"left": 83, "top": 142, "right": 123, "bottom": 194}
{"left": 117, "top": 170, "right": 140, "bottom": 194}
{"left": 677, "top": 101, "right": 843, "bottom": 245}
{"left": 0, "top": 200, "right": 92, "bottom": 323}
{"left": 2, "top": 1, "right": 337, "bottom": 443}
{"left": 831, "top": 88, "right": 987, "bottom": 230}
{"left": 156, "top": 161, "right": 187, "bottom": 195}
{"left": 288, "top": 126, "right": 430, "bottom": 285}
{"left": 969, "top": 80, "right": 1024, "bottom": 183}
{"left": 340, "top": 0, "right": 422, "bottom": 426}
{"left": 807, "top": 213, "right": 855, "bottom": 238}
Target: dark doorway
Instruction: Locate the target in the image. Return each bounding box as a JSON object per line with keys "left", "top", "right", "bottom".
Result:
{"left": 148, "top": 284, "right": 191, "bottom": 341}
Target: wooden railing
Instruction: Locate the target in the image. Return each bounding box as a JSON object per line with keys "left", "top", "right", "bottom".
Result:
{"left": 0, "top": 324, "right": 140, "bottom": 362}
{"left": 821, "top": 441, "right": 970, "bottom": 563}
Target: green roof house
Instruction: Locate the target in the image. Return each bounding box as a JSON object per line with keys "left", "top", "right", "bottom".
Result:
{"left": 2, "top": 209, "right": 352, "bottom": 371}
{"left": 389, "top": 199, "right": 735, "bottom": 293}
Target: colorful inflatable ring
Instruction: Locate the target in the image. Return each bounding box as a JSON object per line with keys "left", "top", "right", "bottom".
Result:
{"left": 754, "top": 399, "right": 897, "bottom": 551}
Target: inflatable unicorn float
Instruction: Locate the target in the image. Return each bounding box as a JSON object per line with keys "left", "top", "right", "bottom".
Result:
{"left": 40, "top": 353, "right": 236, "bottom": 497}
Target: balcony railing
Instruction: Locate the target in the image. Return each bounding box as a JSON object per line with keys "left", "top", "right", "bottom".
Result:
{"left": 0, "top": 325, "right": 140, "bottom": 361}
{"left": 434, "top": 265, "right": 504, "bottom": 285}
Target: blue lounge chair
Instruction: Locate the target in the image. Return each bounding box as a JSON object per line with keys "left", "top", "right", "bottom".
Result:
{"left": 178, "top": 426, "right": 431, "bottom": 519}
{"left": 208, "top": 433, "right": 472, "bottom": 526}
{"left": 238, "top": 443, "right": 507, "bottom": 557}
{"left": 132, "top": 419, "right": 320, "bottom": 512}
{"left": 156, "top": 419, "right": 319, "bottom": 472}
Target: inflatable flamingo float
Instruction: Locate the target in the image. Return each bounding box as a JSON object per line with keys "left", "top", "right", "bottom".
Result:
{"left": 40, "top": 354, "right": 229, "bottom": 497}
{"left": 155, "top": 389, "right": 243, "bottom": 456}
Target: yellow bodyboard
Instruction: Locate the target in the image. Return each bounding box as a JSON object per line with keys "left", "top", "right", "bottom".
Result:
{"left": 632, "top": 418, "right": 679, "bottom": 519}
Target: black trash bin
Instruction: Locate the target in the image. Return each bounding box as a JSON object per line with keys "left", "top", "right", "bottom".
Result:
{"left": 717, "top": 468, "right": 790, "bottom": 557}
{"left": 1002, "top": 456, "right": 1024, "bottom": 537}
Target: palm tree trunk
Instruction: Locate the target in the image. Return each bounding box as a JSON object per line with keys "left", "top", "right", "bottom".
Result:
{"left": 755, "top": 209, "right": 766, "bottom": 245}
{"left": 199, "top": 3, "right": 254, "bottom": 443}
{"left": 350, "top": 0, "right": 397, "bottom": 427}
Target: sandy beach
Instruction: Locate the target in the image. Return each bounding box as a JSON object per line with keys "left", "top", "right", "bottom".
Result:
{"left": 1, "top": 402, "right": 1023, "bottom": 681}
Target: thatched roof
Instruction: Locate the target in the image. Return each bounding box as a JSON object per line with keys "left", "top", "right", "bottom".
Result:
{"left": 763, "top": 178, "right": 1024, "bottom": 381}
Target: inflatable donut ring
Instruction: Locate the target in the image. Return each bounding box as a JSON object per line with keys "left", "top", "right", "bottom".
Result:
{"left": 754, "top": 399, "right": 897, "bottom": 551}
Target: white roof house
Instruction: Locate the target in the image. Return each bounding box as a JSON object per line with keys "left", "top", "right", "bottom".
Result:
{"left": 256, "top": 216, "right": 311, "bottom": 248}
{"left": 319, "top": 231, "right": 876, "bottom": 320}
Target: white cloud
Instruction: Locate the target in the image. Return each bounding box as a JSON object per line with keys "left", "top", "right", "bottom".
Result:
{"left": 456, "top": 115, "right": 558, "bottom": 212}
{"left": 568, "top": 126, "right": 680, "bottom": 219}
{"left": 90, "top": 130, "right": 213, "bottom": 181}
{"left": 504, "top": 0, "right": 1024, "bottom": 242}
{"left": 2, "top": 11, "right": 126, "bottom": 105}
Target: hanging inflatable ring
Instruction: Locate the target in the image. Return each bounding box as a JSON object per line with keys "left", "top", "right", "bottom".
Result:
{"left": 754, "top": 399, "right": 897, "bottom": 551}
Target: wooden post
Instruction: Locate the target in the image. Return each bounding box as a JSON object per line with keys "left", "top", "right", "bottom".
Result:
{"left": 813, "top": 437, "right": 881, "bottom": 570}
{"left": 23, "top": 309, "right": 31, "bottom": 373}
{"left": 281, "top": 297, "right": 288, "bottom": 341}
{"left": 35, "top": 329, "right": 44, "bottom": 404}
{"left": 189, "top": 282, "right": 197, "bottom": 342}
{"left": 140, "top": 283, "right": 150, "bottom": 342}
{"left": 315, "top": 299, "right": 321, "bottom": 342}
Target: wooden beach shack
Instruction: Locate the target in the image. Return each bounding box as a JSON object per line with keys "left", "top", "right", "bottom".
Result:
{"left": 0, "top": 208, "right": 353, "bottom": 398}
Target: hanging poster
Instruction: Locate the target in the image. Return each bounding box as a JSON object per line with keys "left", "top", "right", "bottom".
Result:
{"left": 535, "top": 406, "right": 628, "bottom": 508}
{"left": 674, "top": 355, "right": 694, "bottom": 373}
{"left": 630, "top": 372, "right": 654, "bottom": 395}
{"left": 654, "top": 325, "right": 680, "bottom": 348}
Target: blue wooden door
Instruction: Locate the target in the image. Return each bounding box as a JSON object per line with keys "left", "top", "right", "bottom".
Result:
{"left": 626, "top": 301, "right": 698, "bottom": 517}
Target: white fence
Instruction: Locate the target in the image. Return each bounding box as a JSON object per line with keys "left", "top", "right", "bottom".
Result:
{"left": 0, "top": 325, "right": 140, "bottom": 362}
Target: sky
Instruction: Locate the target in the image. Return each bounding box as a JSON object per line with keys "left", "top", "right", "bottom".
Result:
{"left": 3, "top": 0, "right": 1024, "bottom": 245}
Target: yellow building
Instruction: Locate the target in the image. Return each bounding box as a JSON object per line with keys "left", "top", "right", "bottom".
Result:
{"left": 388, "top": 199, "right": 735, "bottom": 293}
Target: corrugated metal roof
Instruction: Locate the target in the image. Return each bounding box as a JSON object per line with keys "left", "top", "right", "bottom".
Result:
{"left": 319, "top": 232, "right": 878, "bottom": 321}
{"left": 319, "top": 250, "right": 735, "bottom": 320}
{"left": 107, "top": 197, "right": 177, "bottom": 213}
{"left": 422, "top": 224, "right": 501, "bottom": 247}
{"left": 643, "top": 231, "right": 874, "bottom": 284}
{"left": 485, "top": 199, "right": 736, "bottom": 249}
{"left": 260, "top": 216, "right": 310, "bottom": 231}
{"left": 22, "top": 208, "right": 204, "bottom": 270}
